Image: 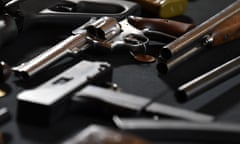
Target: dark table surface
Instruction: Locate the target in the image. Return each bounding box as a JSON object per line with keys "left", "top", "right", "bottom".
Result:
{"left": 1, "top": 0, "right": 240, "bottom": 143}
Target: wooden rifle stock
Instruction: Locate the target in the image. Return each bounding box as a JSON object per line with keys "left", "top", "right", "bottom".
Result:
{"left": 128, "top": 16, "right": 194, "bottom": 37}
{"left": 210, "top": 12, "right": 240, "bottom": 47}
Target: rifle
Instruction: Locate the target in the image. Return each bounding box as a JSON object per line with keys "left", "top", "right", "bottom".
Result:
{"left": 12, "top": 16, "right": 193, "bottom": 79}
{"left": 157, "top": 1, "right": 240, "bottom": 73}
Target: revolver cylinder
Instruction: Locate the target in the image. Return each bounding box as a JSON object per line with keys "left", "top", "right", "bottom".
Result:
{"left": 85, "top": 16, "right": 121, "bottom": 40}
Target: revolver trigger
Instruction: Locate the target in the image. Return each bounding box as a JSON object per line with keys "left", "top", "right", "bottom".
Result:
{"left": 143, "top": 28, "right": 177, "bottom": 44}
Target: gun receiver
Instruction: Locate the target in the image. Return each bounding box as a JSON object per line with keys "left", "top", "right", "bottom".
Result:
{"left": 17, "top": 60, "right": 112, "bottom": 125}
{"left": 12, "top": 16, "right": 192, "bottom": 79}
{"left": 160, "top": 1, "right": 240, "bottom": 60}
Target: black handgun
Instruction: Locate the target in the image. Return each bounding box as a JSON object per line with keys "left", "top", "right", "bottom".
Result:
{"left": 31, "top": 0, "right": 141, "bottom": 26}
{"left": 0, "top": 0, "right": 140, "bottom": 48}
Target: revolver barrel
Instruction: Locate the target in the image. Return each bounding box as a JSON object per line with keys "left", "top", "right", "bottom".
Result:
{"left": 12, "top": 17, "right": 120, "bottom": 79}
{"left": 12, "top": 31, "right": 89, "bottom": 79}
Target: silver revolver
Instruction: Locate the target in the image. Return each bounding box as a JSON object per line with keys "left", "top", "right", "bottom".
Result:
{"left": 12, "top": 16, "right": 193, "bottom": 79}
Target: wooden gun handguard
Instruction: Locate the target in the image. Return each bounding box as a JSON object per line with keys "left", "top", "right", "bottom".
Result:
{"left": 211, "top": 12, "right": 240, "bottom": 47}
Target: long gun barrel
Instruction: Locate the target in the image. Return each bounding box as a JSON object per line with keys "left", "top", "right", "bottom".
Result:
{"left": 12, "top": 16, "right": 192, "bottom": 79}
{"left": 176, "top": 56, "right": 240, "bottom": 102}
{"left": 157, "top": 1, "right": 240, "bottom": 73}
{"left": 160, "top": 1, "right": 240, "bottom": 60}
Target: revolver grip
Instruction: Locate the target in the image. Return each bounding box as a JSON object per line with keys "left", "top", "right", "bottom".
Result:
{"left": 128, "top": 16, "right": 194, "bottom": 37}
{"left": 12, "top": 33, "right": 89, "bottom": 79}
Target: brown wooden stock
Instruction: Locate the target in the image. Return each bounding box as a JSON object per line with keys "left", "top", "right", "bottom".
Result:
{"left": 128, "top": 16, "right": 194, "bottom": 36}
{"left": 211, "top": 12, "right": 240, "bottom": 47}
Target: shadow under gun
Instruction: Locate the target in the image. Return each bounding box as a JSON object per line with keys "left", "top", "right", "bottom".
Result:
{"left": 157, "top": 1, "right": 240, "bottom": 73}
{"left": 12, "top": 16, "right": 193, "bottom": 79}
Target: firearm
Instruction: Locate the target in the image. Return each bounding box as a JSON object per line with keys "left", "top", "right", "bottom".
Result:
{"left": 17, "top": 60, "right": 112, "bottom": 125}
{"left": 157, "top": 1, "right": 240, "bottom": 73}
{"left": 33, "top": 0, "right": 140, "bottom": 25}
{"left": 0, "top": 0, "right": 140, "bottom": 48}
{"left": 12, "top": 16, "right": 193, "bottom": 79}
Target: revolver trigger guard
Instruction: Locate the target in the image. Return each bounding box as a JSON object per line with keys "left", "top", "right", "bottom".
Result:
{"left": 123, "top": 34, "right": 149, "bottom": 54}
